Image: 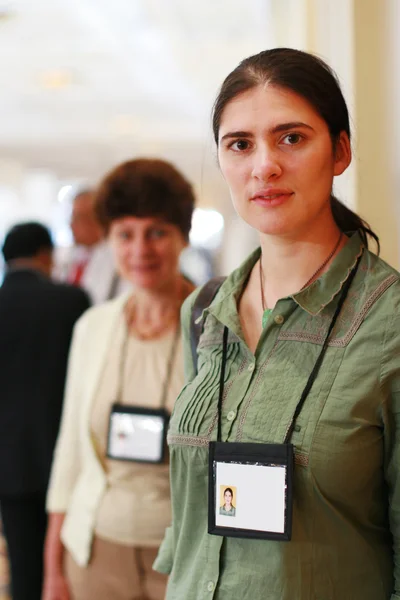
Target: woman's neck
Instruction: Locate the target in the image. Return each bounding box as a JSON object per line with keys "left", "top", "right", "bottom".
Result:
{"left": 126, "top": 275, "right": 193, "bottom": 339}
{"left": 259, "top": 222, "right": 346, "bottom": 309}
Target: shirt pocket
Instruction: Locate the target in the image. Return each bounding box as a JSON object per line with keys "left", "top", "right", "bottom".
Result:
{"left": 241, "top": 343, "right": 346, "bottom": 457}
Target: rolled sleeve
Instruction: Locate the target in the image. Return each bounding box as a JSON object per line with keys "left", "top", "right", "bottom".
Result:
{"left": 153, "top": 525, "right": 174, "bottom": 574}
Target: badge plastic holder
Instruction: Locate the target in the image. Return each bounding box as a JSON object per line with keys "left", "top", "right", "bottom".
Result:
{"left": 107, "top": 404, "right": 169, "bottom": 464}
{"left": 208, "top": 441, "right": 293, "bottom": 541}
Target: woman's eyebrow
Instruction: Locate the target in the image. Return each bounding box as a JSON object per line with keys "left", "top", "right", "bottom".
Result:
{"left": 220, "top": 122, "right": 315, "bottom": 143}
{"left": 270, "top": 121, "right": 315, "bottom": 134}
{"left": 220, "top": 130, "right": 253, "bottom": 143}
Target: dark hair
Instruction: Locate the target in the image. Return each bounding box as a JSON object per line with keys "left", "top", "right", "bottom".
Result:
{"left": 2, "top": 222, "right": 53, "bottom": 263}
{"left": 212, "top": 48, "right": 379, "bottom": 252}
{"left": 95, "top": 158, "right": 195, "bottom": 240}
{"left": 224, "top": 488, "right": 233, "bottom": 497}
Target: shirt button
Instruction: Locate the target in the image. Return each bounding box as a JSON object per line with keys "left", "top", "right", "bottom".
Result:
{"left": 274, "top": 314, "right": 285, "bottom": 325}
{"left": 227, "top": 410, "right": 236, "bottom": 422}
{"left": 294, "top": 424, "right": 301, "bottom": 432}
{"left": 248, "top": 363, "right": 255, "bottom": 372}
{"left": 207, "top": 581, "right": 215, "bottom": 592}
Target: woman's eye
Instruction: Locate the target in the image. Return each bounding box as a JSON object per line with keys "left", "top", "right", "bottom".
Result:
{"left": 230, "top": 139, "right": 250, "bottom": 152}
{"left": 149, "top": 229, "right": 166, "bottom": 239}
{"left": 281, "top": 133, "right": 303, "bottom": 145}
{"left": 118, "top": 230, "right": 131, "bottom": 240}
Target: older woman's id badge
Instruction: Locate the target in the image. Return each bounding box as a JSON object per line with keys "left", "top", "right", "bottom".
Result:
{"left": 107, "top": 404, "right": 169, "bottom": 464}
{"left": 107, "top": 323, "right": 180, "bottom": 464}
{"left": 208, "top": 441, "right": 293, "bottom": 540}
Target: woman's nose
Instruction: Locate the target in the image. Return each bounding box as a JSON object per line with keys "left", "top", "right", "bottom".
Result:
{"left": 127, "top": 236, "right": 151, "bottom": 257}
{"left": 251, "top": 147, "right": 282, "bottom": 181}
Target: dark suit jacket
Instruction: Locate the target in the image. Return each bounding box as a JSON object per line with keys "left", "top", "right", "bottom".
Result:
{"left": 0, "top": 268, "right": 90, "bottom": 496}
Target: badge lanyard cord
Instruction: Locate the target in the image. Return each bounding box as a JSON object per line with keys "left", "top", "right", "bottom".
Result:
{"left": 217, "top": 257, "right": 361, "bottom": 444}
{"left": 217, "top": 327, "right": 229, "bottom": 442}
{"left": 116, "top": 321, "right": 181, "bottom": 410}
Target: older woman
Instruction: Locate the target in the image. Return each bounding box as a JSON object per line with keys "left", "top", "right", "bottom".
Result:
{"left": 43, "top": 158, "right": 195, "bottom": 600}
{"left": 155, "top": 49, "right": 400, "bottom": 599}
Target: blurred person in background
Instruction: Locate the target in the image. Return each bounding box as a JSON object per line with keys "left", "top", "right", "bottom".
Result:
{"left": 0, "top": 222, "right": 90, "bottom": 600}
{"left": 43, "top": 158, "right": 195, "bottom": 600}
{"left": 54, "top": 188, "right": 130, "bottom": 304}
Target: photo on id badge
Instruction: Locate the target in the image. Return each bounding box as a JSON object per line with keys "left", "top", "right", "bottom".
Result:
{"left": 214, "top": 460, "right": 286, "bottom": 533}
{"left": 219, "top": 486, "right": 237, "bottom": 517}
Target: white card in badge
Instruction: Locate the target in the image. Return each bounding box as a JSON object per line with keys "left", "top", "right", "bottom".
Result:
{"left": 107, "top": 404, "right": 169, "bottom": 464}
{"left": 208, "top": 441, "right": 293, "bottom": 541}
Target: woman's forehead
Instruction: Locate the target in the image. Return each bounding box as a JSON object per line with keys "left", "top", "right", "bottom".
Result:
{"left": 218, "top": 84, "right": 325, "bottom": 138}
{"left": 111, "top": 216, "right": 169, "bottom": 229}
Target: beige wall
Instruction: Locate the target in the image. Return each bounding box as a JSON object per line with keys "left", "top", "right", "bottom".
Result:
{"left": 353, "top": 0, "right": 399, "bottom": 267}
{"left": 270, "top": 0, "right": 399, "bottom": 268}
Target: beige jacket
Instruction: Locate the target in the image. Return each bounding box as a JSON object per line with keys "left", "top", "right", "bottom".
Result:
{"left": 46, "top": 294, "right": 130, "bottom": 566}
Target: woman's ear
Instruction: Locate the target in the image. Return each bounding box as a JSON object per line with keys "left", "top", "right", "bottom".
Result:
{"left": 333, "top": 131, "right": 352, "bottom": 176}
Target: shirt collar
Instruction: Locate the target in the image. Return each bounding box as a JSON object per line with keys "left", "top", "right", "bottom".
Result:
{"left": 206, "top": 231, "right": 365, "bottom": 327}
{"left": 292, "top": 231, "right": 364, "bottom": 315}
{"left": 4, "top": 265, "right": 45, "bottom": 279}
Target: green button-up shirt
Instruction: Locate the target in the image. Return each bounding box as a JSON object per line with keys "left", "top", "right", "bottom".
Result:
{"left": 154, "top": 233, "right": 400, "bottom": 600}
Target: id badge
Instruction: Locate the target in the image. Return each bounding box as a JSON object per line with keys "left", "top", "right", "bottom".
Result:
{"left": 208, "top": 441, "right": 293, "bottom": 541}
{"left": 107, "top": 404, "right": 169, "bottom": 464}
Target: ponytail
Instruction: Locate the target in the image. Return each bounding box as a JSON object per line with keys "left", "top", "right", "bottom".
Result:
{"left": 330, "top": 196, "right": 380, "bottom": 254}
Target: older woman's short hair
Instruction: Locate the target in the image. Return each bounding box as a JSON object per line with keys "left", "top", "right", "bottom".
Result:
{"left": 95, "top": 158, "right": 195, "bottom": 240}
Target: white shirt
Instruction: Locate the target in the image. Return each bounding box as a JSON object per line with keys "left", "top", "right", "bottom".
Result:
{"left": 91, "top": 316, "right": 183, "bottom": 547}
{"left": 53, "top": 241, "right": 131, "bottom": 305}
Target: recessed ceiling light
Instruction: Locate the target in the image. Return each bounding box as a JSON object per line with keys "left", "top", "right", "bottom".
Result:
{"left": 0, "top": 2, "right": 15, "bottom": 20}
{"left": 38, "top": 69, "right": 75, "bottom": 90}
{"left": 110, "top": 115, "right": 140, "bottom": 135}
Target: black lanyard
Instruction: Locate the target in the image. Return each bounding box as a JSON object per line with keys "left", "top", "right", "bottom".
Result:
{"left": 216, "top": 257, "right": 361, "bottom": 442}
{"left": 116, "top": 319, "right": 181, "bottom": 410}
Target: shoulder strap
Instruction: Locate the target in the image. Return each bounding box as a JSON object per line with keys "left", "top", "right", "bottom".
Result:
{"left": 107, "top": 271, "right": 120, "bottom": 301}
{"left": 190, "top": 276, "right": 226, "bottom": 375}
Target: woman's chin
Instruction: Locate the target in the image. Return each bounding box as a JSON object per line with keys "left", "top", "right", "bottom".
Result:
{"left": 126, "top": 272, "right": 161, "bottom": 290}
{"left": 250, "top": 221, "right": 293, "bottom": 238}
{"left": 237, "top": 210, "right": 295, "bottom": 237}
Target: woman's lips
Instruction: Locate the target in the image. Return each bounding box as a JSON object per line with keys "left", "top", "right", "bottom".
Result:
{"left": 250, "top": 191, "right": 293, "bottom": 207}
{"left": 129, "top": 264, "right": 159, "bottom": 273}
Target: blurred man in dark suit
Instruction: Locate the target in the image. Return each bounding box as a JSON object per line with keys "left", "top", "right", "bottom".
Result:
{"left": 0, "top": 222, "right": 90, "bottom": 600}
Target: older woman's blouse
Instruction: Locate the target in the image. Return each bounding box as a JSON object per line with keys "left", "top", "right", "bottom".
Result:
{"left": 90, "top": 318, "right": 183, "bottom": 547}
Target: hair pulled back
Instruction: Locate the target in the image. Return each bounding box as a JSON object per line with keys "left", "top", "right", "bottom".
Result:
{"left": 212, "top": 48, "right": 379, "bottom": 251}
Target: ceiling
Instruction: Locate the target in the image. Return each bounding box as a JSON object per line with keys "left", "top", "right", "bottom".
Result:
{"left": 0, "top": 0, "right": 273, "bottom": 186}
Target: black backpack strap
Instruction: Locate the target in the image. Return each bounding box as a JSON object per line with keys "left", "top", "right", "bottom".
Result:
{"left": 107, "top": 271, "right": 120, "bottom": 301}
{"left": 190, "top": 276, "right": 226, "bottom": 375}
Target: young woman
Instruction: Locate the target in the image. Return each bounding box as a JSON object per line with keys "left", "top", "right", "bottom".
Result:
{"left": 219, "top": 489, "right": 235, "bottom": 517}
{"left": 154, "top": 49, "right": 400, "bottom": 599}
{"left": 43, "top": 158, "right": 195, "bottom": 600}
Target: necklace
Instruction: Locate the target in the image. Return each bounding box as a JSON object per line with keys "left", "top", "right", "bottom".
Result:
{"left": 259, "top": 231, "right": 343, "bottom": 328}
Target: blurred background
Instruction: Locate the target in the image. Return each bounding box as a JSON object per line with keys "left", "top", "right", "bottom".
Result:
{"left": 0, "top": 0, "right": 399, "bottom": 285}
{"left": 0, "top": 2, "right": 399, "bottom": 595}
